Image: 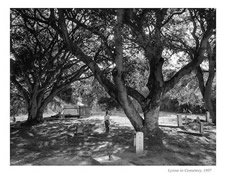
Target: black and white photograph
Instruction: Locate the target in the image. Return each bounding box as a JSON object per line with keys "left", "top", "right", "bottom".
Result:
{"left": 9, "top": 7, "right": 216, "bottom": 166}
{"left": 1, "top": 0, "right": 225, "bottom": 180}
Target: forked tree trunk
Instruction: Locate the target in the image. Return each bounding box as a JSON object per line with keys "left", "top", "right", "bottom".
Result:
{"left": 112, "top": 9, "right": 144, "bottom": 132}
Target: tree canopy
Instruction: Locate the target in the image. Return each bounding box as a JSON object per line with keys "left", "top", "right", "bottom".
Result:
{"left": 10, "top": 9, "right": 91, "bottom": 125}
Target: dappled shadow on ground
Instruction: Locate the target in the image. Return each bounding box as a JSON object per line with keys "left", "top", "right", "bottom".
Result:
{"left": 10, "top": 118, "right": 135, "bottom": 165}
{"left": 121, "top": 124, "right": 216, "bottom": 166}
{"left": 10, "top": 116, "right": 216, "bottom": 165}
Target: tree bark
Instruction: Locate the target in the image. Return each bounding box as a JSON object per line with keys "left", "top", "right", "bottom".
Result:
{"left": 113, "top": 9, "right": 144, "bottom": 131}
{"left": 143, "top": 96, "right": 162, "bottom": 134}
{"left": 204, "top": 93, "right": 216, "bottom": 124}
{"left": 141, "top": 88, "right": 165, "bottom": 144}
{"left": 22, "top": 103, "right": 44, "bottom": 126}
{"left": 196, "top": 42, "right": 216, "bottom": 125}
{"left": 119, "top": 95, "right": 144, "bottom": 131}
{"left": 196, "top": 68, "right": 216, "bottom": 125}
{"left": 143, "top": 52, "right": 164, "bottom": 135}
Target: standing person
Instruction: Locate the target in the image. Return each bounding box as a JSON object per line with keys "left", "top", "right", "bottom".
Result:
{"left": 104, "top": 110, "right": 110, "bottom": 133}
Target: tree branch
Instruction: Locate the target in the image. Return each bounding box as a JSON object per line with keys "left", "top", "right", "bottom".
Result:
{"left": 11, "top": 76, "right": 30, "bottom": 105}
{"left": 126, "top": 86, "right": 146, "bottom": 108}
{"left": 162, "top": 8, "right": 186, "bottom": 26}
{"left": 164, "top": 30, "right": 213, "bottom": 94}
{"left": 189, "top": 10, "right": 200, "bottom": 51}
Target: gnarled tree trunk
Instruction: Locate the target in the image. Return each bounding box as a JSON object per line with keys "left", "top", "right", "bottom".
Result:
{"left": 196, "top": 68, "right": 216, "bottom": 125}
{"left": 196, "top": 42, "right": 216, "bottom": 125}
{"left": 26, "top": 106, "right": 44, "bottom": 125}
{"left": 143, "top": 96, "right": 162, "bottom": 135}
{"left": 142, "top": 48, "right": 165, "bottom": 136}
{"left": 22, "top": 94, "right": 45, "bottom": 126}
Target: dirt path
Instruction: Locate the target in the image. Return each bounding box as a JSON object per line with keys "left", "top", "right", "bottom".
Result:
{"left": 10, "top": 114, "right": 216, "bottom": 165}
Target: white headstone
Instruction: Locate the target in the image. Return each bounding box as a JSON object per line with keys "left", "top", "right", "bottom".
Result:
{"left": 136, "top": 132, "right": 144, "bottom": 155}
{"left": 177, "top": 114, "right": 183, "bottom": 127}
{"left": 206, "top": 112, "right": 212, "bottom": 123}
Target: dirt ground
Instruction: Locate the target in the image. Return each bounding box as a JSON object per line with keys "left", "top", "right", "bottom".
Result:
{"left": 10, "top": 112, "right": 216, "bottom": 165}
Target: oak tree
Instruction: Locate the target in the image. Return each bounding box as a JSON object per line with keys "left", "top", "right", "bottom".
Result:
{"left": 10, "top": 9, "right": 90, "bottom": 126}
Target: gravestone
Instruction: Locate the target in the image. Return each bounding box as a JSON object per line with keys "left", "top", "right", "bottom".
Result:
{"left": 199, "top": 122, "right": 204, "bottom": 133}
{"left": 136, "top": 132, "right": 144, "bottom": 155}
{"left": 197, "top": 116, "right": 203, "bottom": 133}
{"left": 206, "top": 112, "right": 212, "bottom": 123}
{"left": 177, "top": 114, "right": 183, "bottom": 127}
